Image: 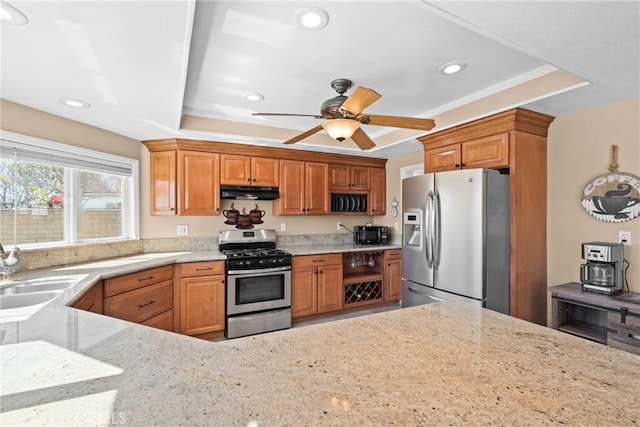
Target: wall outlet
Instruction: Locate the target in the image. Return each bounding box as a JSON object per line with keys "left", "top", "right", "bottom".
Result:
{"left": 619, "top": 231, "right": 631, "bottom": 246}
{"left": 394, "top": 222, "right": 399, "bottom": 231}
{"left": 177, "top": 225, "right": 188, "bottom": 236}
{"left": 280, "top": 223, "right": 287, "bottom": 232}
{"left": 337, "top": 222, "right": 343, "bottom": 230}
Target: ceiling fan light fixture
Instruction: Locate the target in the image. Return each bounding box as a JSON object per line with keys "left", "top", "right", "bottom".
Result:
{"left": 439, "top": 61, "right": 467, "bottom": 75}
{"left": 295, "top": 6, "right": 329, "bottom": 31}
{"left": 322, "top": 119, "right": 360, "bottom": 142}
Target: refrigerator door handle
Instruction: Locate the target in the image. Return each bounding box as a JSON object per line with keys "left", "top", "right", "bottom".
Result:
{"left": 434, "top": 190, "right": 442, "bottom": 269}
{"left": 425, "top": 191, "right": 434, "bottom": 268}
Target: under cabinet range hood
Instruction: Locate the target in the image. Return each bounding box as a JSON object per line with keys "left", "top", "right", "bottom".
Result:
{"left": 220, "top": 185, "right": 279, "bottom": 200}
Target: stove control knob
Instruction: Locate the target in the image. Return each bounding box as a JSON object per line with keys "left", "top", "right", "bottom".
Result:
{"left": 245, "top": 260, "right": 252, "bottom": 267}
{"left": 236, "top": 261, "right": 244, "bottom": 267}
{"left": 258, "top": 259, "right": 265, "bottom": 265}
{"left": 271, "top": 258, "right": 278, "bottom": 264}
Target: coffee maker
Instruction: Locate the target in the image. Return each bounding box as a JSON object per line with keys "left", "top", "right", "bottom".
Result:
{"left": 580, "top": 242, "right": 624, "bottom": 295}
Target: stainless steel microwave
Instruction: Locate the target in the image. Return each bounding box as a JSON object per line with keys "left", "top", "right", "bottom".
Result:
{"left": 354, "top": 225, "right": 388, "bottom": 245}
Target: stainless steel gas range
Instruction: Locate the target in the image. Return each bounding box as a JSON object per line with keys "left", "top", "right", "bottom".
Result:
{"left": 219, "top": 229, "right": 292, "bottom": 339}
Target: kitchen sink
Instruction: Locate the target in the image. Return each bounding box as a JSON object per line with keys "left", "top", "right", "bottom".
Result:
{"left": 0, "top": 281, "right": 73, "bottom": 295}
{"left": 0, "top": 291, "right": 61, "bottom": 310}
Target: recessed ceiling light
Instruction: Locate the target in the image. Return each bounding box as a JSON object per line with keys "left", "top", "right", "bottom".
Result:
{"left": 295, "top": 6, "right": 329, "bottom": 31}
{"left": 439, "top": 62, "right": 467, "bottom": 75}
{"left": 0, "top": 1, "right": 28, "bottom": 25}
{"left": 59, "top": 98, "right": 91, "bottom": 108}
{"left": 246, "top": 93, "right": 264, "bottom": 102}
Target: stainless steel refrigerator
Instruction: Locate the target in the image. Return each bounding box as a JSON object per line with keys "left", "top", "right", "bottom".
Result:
{"left": 401, "top": 168, "right": 510, "bottom": 314}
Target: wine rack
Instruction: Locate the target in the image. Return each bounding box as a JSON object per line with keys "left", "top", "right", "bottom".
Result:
{"left": 344, "top": 279, "right": 383, "bottom": 306}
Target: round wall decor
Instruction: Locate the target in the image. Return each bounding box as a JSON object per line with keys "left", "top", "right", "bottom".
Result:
{"left": 581, "top": 172, "right": 640, "bottom": 223}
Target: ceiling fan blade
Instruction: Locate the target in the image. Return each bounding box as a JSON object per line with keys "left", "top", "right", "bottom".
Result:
{"left": 360, "top": 114, "right": 436, "bottom": 131}
{"left": 253, "top": 113, "right": 323, "bottom": 118}
{"left": 283, "top": 125, "right": 324, "bottom": 145}
{"left": 339, "top": 86, "right": 381, "bottom": 116}
{"left": 350, "top": 128, "right": 376, "bottom": 150}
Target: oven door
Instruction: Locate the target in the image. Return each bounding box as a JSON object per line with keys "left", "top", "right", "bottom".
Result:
{"left": 226, "top": 266, "right": 291, "bottom": 315}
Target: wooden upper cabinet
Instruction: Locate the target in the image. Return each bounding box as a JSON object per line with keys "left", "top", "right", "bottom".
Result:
{"left": 329, "top": 165, "right": 370, "bottom": 191}
{"left": 424, "top": 133, "right": 509, "bottom": 173}
{"left": 369, "top": 167, "right": 386, "bottom": 215}
{"left": 305, "top": 162, "right": 329, "bottom": 215}
{"left": 275, "top": 160, "right": 329, "bottom": 215}
{"left": 220, "top": 154, "right": 279, "bottom": 187}
{"left": 275, "top": 159, "right": 306, "bottom": 215}
{"left": 178, "top": 151, "right": 220, "bottom": 215}
{"left": 150, "top": 151, "right": 177, "bottom": 215}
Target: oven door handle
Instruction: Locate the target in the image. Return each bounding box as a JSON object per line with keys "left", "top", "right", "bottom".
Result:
{"left": 227, "top": 266, "right": 292, "bottom": 275}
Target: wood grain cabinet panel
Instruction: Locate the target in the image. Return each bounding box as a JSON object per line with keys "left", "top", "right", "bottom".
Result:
{"left": 179, "top": 150, "right": 220, "bottom": 215}
{"left": 383, "top": 250, "right": 402, "bottom": 302}
{"left": 369, "top": 167, "right": 386, "bottom": 215}
{"left": 150, "top": 151, "right": 176, "bottom": 215}
{"left": 220, "top": 154, "right": 279, "bottom": 187}
{"left": 178, "top": 261, "right": 226, "bottom": 336}
{"left": 424, "top": 133, "right": 509, "bottom": 172}
{"left": 275, "top": 160, "right": 329, "bottom": 215}
{"left": 329, "top": 165, "right": 370, "bottom": 191}
{"left": 71, "top": 281, "right": 104, "bottom": 314}
{"left": 141, "top": 309, "right": 174, "bottom": 332}
{"left": 292, "top": 254, "right": 343, "bottom": 318}
{"left": 104, "top": 265, "right": 174, "bottom": 298}
{"left": 424, "top": 145, "right": 461, "bottom": 173}
{"left": 104, "top": 279, "right": 173, "bottom": 324}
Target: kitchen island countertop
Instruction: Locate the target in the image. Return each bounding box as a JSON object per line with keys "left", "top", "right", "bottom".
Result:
{"left": 0, "top": 247, "right": 639, "bottom": 426}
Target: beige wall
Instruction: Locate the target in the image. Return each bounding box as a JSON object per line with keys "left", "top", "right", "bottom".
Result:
{"left": 547, "top": 97, "right": 640, "bottom": 294}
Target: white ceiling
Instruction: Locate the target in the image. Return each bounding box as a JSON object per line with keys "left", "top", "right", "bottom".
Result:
{"left": 1, "top": 1, "right": 638, "bottom": 158}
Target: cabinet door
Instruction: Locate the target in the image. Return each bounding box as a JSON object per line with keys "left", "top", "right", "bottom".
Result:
{"left": 461, "top": 133, "right": 509, "bottom": 169}
{"left": 141, "top": 309, "right": 173, "bottom": 332}
{"left": 72, "top": 282, "right": 104, "bottom": 314}
{"left": 150, "top": 151, "right": 177, "bottom": 215}
{"left": 369, "top": 167, "right": 386, "bottom": 215}
{"left": 317, "top": 264, "right": 343, "bottom": 314}
{"left": 329, "top": 164, "right": 351, "bottom": 190}
{"left": 220, "top": 154, "right": 251, "bottom": 186}
{"left": 252, "top": 157, "right": 279, "bottom": 187}
{"left": 179, "top": 151, "right": 220, "bottom": 215}
{"left": 305, "top": 162, "right": 329, "bottom": 214}
{"left": 291, "top": 266, "right": 318, "bottom": 318}
{"left": 276, "top": 159, "right": 305, "bottom": 215}
{"left": 384, "top": 257, "right": 402, "bottom": 302}
{"left": 180, "top": 275, "right": 225, "bottom": 335}
{"left": 424, "top": 145, "right": 462, "bottom": 173}
{"left": 350, "top": 166, "right": 371, "bottom": 190}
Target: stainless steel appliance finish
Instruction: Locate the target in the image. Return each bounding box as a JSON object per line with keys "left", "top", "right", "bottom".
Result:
{"left": 401, "top": 169, "right": 510, "bottom": 314}
{"left": 354, "top": 225, "right": 389, "bottom": 245}
{"left": 219, "top": 229, "right": 292, "bottom": 339}
{"left": 580, "top": 241, "right": 624, "bottom": 295}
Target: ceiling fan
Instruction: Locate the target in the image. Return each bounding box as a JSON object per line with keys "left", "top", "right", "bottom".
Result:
{"left": 252, "top": 78, "right": 436, "bottom": 151}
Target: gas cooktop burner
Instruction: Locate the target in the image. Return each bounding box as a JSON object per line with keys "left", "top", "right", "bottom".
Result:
{"left": 223, "top": 248, "right": 290, "bottom": 259}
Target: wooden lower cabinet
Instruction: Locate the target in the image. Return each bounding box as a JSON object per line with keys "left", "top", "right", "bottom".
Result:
{"left": 292, "top": 254, "right": 343, "bottom": 318}
{"left": 71, "top": 281, "right": 104, "bottom": 314}
{"left": 384, "top": 249, "right": 402, "bottom": 302}
{"left": 141, "top": 309, "right": 174, "bottom": 331}
{"left": 178, "top": 261, "right": 226, "bottom": 336}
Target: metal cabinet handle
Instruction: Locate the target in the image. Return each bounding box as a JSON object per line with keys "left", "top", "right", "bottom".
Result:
{"left": 621, "top": 307, "right": 628, "bottom": 323}
{"left": 138, "top": 275, "right": 155, "bottom": 282}
{"left": 195, "top": 267, "right": 212, "bottom": 271}
{"left": 139, "top": 300, "right": 155, "bottom": 308}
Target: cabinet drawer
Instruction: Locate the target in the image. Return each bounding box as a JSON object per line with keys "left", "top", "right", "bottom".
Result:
{"left": 104, "top": 279, "right": 173, "bottom": 323}
{"left": 104, "top": 265, "right": 173, "bottom": 297}
{"left": 384, "top": 249, "right": 402, "bottom": 260}
{"left": 608, "top": 330, "right": 640, "bottom": 354}
{"left": 293, "top": 253, "right": 342, "bottom": 268}
{"left": 607, "top": 311, "right": 640, "bottom": 335}
{"left": 72, "top": 282, "right": 104, "bottom": 313}
{"left": 179, "top": 261, "right": 225, "bottom": 277}
{"left": 141, "top": 309, "right": 174, "bottom": 332}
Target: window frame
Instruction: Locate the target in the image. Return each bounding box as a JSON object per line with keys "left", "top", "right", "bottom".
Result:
{"left": 0, "top": 131, "right": 139, "bottom": 249}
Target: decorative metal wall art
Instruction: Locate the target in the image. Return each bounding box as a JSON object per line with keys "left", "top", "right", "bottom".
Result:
{"left": 581, "top": 145, "right": 640, "bottom": 223}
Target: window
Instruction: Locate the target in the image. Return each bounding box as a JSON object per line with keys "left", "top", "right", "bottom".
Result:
{"left": 0, "top": 131, "right": 139, "bottom": 248}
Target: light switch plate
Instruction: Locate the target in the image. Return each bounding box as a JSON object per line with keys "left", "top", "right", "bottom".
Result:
{"left": 177, "top": 225, "right": 188, "bottom": 236}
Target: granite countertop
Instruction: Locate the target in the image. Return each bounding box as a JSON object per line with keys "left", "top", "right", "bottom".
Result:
{"left": 1, "top": 247, "right": 639, "bottom": 425}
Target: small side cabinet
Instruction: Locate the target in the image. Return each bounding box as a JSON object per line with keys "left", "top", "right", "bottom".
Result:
{"left": 551, "top": 282, "right": 640, "bottom": 355}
